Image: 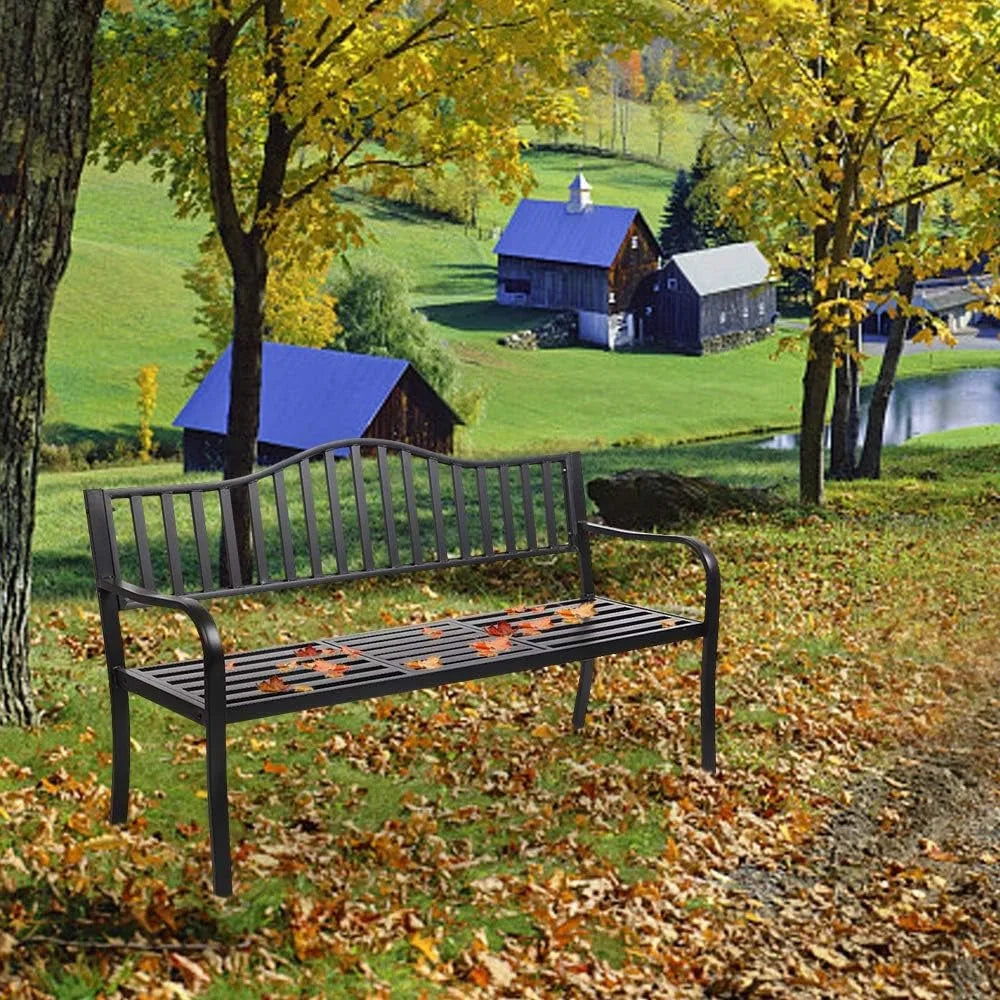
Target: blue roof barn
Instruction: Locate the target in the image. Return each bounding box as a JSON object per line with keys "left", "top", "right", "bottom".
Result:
{"left": 493, "top": 173, "right": 660, "bottom": 350}
{"left": 173, "top": 342, "right": 461, "bottom": 472}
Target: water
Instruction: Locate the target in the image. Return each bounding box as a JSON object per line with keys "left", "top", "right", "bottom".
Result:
{"left": 760, "top": 367, "right": 1000, "bottom": 449}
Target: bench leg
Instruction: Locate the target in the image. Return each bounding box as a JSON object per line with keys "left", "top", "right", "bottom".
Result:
{"left": 572, "top": 658, "right": 596, "bottom": 732}
{"left": 205, "top": 717, "right": 233, "bottom": 896}
{"left": 109, "top": 684, "right": 130, "bottom": 824}
{"left": 700, "top": 628, "right": 718, "bottom": 774}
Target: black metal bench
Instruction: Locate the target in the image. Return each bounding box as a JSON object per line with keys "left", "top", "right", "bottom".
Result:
{"left": 84, "top": 438, "right": 720, "bottom": 896}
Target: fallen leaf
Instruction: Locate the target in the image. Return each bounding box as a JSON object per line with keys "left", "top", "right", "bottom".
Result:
{"left": 225, "top": 660, "right": 238, "bottom": 671}
{"left": 296, "top": 644, "right": 325, "bottom": 657}
{"left": 257, "top": 676, "right": 290, "bottom": 694}
{"left": 338, "top": 645, "right": 364, "bottom": 659}
{"left": 262, "top": 760, "right": 288, "bottom": 775}
{"left": 504, "top": 604, "right": 527, "bottom": 614}
{"left": 518, "top": 617, "right": 553, "bottom": 635}
{"left": 557, "top": 601, "right": 597, "bottom": 624}
{"left": 407, "top": 656, "right": 443, "bottom": 670}
{"left": 310, "top": 660, "right": 349, "bottom": 678}
{"left": 409, "top": 931, "right": 440, "bottom": 964}
{"left": 485, "top": 621, "right": 515, "bottom": 637}
{"left": 808, "top": 943, "right": 849, "bottom": 969}
{"left": 169, "top": 952, "right": 211, "bottom": 991}
{"left": 292, "top": 684, "right": 313, "bottom": 693}
{"left": 421, "top": 626, "right": 444, "bottom": 639}
{"left": 480, "top": 953, "right": 515, "bottom": 986}
{"left": 470, "top": 636, "right": 512, "bottom": 657}
{"left": 660, "top": 618, "right": 683, "bottom": 628}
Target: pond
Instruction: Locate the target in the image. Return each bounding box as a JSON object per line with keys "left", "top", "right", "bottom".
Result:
{"left": 760, "top": 367, "right": 1000, "bottom": 449}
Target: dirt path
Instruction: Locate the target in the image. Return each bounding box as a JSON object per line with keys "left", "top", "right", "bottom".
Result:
{"left": 726, "top": 695, "right": 1000, "bottom": 998}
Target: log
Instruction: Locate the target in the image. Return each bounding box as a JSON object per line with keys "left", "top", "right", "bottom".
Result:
{"left": 587, "top": 469, "right": 780, "bottom": 530}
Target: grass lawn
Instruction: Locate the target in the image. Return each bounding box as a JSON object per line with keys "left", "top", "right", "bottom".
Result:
{"left": 6, "top": 433, "right": 999, "bottom": 996}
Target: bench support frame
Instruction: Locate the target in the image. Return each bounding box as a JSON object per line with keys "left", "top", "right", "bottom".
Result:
{"left": 85, "top": 439, "right": 720, "bottom": 897}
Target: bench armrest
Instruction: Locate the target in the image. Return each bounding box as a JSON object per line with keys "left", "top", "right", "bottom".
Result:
{"left": 100, "top": 580, "right": 227, "bottom": 714}
{"left": 578, "top": 520, "right": 720, "bottom": 618}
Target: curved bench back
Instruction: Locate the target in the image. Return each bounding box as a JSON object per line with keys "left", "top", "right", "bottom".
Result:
{"left": 84, "top": 439, "right": 589, "bottom": 603}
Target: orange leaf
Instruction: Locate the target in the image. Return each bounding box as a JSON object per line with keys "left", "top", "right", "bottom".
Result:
{"left": 311, "top": 660, "right": 349, "bottom": 678}
{"left": 407, "top": 655, "right": 443, "bottom": 670}
{"left": 276, "top": 660, "right": 297, "bottom": 671}
{"left": 421, "top": 626, "right": 444, "bottom": 639}
{"left": 485, "top": 621, "right": 515, "bottom": 637}
{"left": 296, "top": 644, "right": 325, "bottom": 657}
{"left": 470, "top": 636, "right": 512, "bottom": 657}
{"left": 660, "top": 618, "right": 682, "bottom": 628}
{"left": 518, "top": 616, "right": 553, "bottom": 635}
{"left": 338, "top": 645, "right": 364, "bottom": 659}
{"left": 262, "top": 760, "right": 288, "bottom": 775}
{"left": 225, "top": 660, "right": 238, "bottom": 671}
{"left": 257, "top": 676, "right": 289, "bottom": 694}
{"left": 292, "top": 684, "right": 313, "bottom": 693}
{"left": 557, "top": 602, "right": 597, "bottom": 624}
{"left": 504, "top": 604, "right": 527, "bottom": 614}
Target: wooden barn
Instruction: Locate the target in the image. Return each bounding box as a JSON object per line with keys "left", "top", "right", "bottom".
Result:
{"left": 493, "top": 173, "right": 660, "bottom": 350}
{"left": 639, "top": 242, "right": 777, "bottom": 354}
{"left": 173, "top": 342, "right": 462, "bottom": 473}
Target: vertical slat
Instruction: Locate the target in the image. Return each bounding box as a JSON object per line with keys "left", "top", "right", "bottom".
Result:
{"left": 476, "top": 466, "right": 493, "bottom": 556}
{"left": 102, "top": 494, "right": 122, "bottom": 584}
{"left": 218, "top": 488, "right": 242, "bottom": 588}
{"left": 129, "top": 496, "right": 155, "bottom": 589}
{"left": 498, "top": 464, "right": 517, "bottom": 552}
{"left": 324, "top": 452, "right": 348, "bottom": 573}
{"left": 376, "top": 446, "right": 400, "bottom": 567}
{"left": 452, "top": 464, "right": 471, "bottom": 559}
{"left": 519, "top": 464, "right": 537, "bottom": 551}
{"left": 299, "top": 459, "right": 323, "bottom": 577}
{"left": 427, "top": 457, "right": 447, "bottom": 562}
{"left": 160, "top": 493, "right": 184, "bottom": 593}
{"left": 400, "top": 450, "right": 423, "bottom": 565}
{"left": 247, "top": 480, "right": 269, "bottom": 584}
{"left": 272, "top": 471, "right": 296, "bottom": 580}
{"left": 351, "top": 445, "right": 375, "bottom": 571}
{"left": 189, "top": 491, "right": 213, "bottom": 592}
{"left": 541, "top": 462, "right": 559, "bottom": 548}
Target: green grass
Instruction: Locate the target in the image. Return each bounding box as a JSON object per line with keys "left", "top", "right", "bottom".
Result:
{"left": 47, "top": 162, "right": 206, "bottom": 448}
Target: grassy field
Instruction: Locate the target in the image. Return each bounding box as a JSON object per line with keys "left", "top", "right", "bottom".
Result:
{"left": 48, "top": 155, "right": 1000, "bottom": 461}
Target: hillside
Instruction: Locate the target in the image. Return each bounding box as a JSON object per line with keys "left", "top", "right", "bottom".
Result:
{"left": 47, "top": 149, "right": 1000, "bottom": 459}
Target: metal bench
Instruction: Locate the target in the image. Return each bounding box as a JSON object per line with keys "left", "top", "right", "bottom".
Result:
{"left": 84, "top": 439, "right": 720, "bottom": 896}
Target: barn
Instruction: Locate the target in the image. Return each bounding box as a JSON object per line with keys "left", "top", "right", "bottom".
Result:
{"left": 493, "top": 173, "right": 660, "bottom": 350}
{"left": 640, "top": 242, "right": 777, "bottom": 354}
{"left": 173, "top": 342, "right": 462, "bottom": 473}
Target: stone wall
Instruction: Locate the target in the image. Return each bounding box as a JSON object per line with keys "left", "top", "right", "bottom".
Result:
{"left": 700, "top": 324, "right": 774, "bottom": 355}
{"left": 500, "top": 310, "right": 578, "bottom": 349}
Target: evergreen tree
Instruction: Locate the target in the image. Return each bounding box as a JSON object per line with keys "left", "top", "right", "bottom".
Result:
{"left": 658, "top": 169, "right": 700, "bottom": 254}
{"left": 688, "top": 137, "right": 743, "bottom": 247}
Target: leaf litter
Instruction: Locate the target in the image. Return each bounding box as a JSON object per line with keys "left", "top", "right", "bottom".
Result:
{"left": 6, "top": 467, "right": 1000, "bottom": 997}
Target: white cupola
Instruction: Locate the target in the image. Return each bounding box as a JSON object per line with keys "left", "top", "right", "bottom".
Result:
{"left": 567, "top": 171, "right": 592, "bottom": 214}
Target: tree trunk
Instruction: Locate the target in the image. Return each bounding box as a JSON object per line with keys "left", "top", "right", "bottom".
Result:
{"left": 799, "top": 327, "right": 836, "bottom": 505}
{"left": 829, "top": 327, "right": 861, "bottom": 480}
{"left": 221, "top": 253, "right": 267, "bottom": 585}
{"left": 857, "top": 146, "right": 928, "bottom": 478}
{"left": 0, "top": 0, "right": 103, "bottom": 725}
{"left": 857, "top": 310, "right": 909, "bottom": 478}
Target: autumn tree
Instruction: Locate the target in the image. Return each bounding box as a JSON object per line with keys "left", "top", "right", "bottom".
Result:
{"left": 0, "top": 0, "right": 107, "bottom": 725}
{"left": 668, "top": 0, "right": 1000, "bottom": 504}
{"left": 92, "top": 0, "right": 660, "bottom": 577}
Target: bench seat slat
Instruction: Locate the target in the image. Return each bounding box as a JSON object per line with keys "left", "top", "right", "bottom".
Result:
{"left": 115, "top": 598, "right": 702, "bottom": 725}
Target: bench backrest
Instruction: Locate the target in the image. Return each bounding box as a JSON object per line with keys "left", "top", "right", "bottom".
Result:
{"left": 84, "top": 439, "right": 589, "bottom": 603}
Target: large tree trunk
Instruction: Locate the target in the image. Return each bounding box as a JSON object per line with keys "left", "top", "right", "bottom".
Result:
{"left": 205, "top": 1, "right": 291, "bottom": 585}
{"left": 799, "top": 326, "right": 836, "bottom": 505}
{"left": 0, "top": 0, "right": 103, "bottom": 725}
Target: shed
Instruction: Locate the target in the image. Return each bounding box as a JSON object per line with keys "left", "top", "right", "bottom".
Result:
{"left": 493, "top": 173, "right": 660, "bottom": 349}
{"left": 173, "top": 342, "right": 462, "bottom": 473}
{"left": 644, "top": 242, "right": 776, "bottom": 354}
